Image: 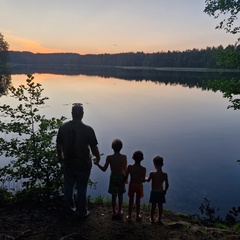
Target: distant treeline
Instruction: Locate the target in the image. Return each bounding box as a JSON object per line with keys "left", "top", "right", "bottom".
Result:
{"left": 8, "top": 45, "right": 240, "bottom": 69}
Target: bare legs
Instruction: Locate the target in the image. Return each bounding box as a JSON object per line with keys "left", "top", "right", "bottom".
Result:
{"left": 150, "top": 203, "right": 156, "bottom": 223}
{"left": 127, "top": 197, "right": 141, "bottom": 222}
{"left": 111, "top": 194, "right": 117, "bottom": 214}
{"left": 150, "top": 203, "right": 163, "bottom": 223}
{"left": 112, "top": 193, "right": 123, "bottom": 216}
{"left": 127, "top": 197, "right": 134, "bottom": 221}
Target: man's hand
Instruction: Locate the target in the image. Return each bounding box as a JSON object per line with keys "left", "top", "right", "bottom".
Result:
{"left": 92, "top": 157, "right": 99, "bottom": 165}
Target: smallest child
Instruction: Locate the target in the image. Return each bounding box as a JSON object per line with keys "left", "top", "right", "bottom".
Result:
{"left": 125, "top": 150, "right": 146, "bottom": 222}
{"left": 146, "top": 155, "right": 169, "bottom": 224}
{"left": 94, "top": 139, "right": 127, "bottom": 218}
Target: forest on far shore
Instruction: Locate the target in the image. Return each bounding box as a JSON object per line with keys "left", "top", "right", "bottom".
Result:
{"left": 8, "top": 44, "right": 240, "bottom": 69}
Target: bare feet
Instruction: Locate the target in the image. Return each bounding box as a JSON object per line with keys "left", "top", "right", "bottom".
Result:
{"left": 126, "top": 215, "right": 131, "bottom": 222}
{"left": 136, "top": 215, "right": 142, "bottom": 222}
{"left": 149, "top": 217, "right": 155, "bottom": 224}
{"left": 117, "top": 210, "right": 123, "bottom": 218}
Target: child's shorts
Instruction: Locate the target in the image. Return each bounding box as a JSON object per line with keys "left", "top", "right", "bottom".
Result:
{"left": 108, "top": 174, "right": 126, "bottom": 194}
{"left": 128, "top": 182, "right": 144, "bottom": 199}
{"left": 149, "top": 191, "right": 166, "bottom": 204}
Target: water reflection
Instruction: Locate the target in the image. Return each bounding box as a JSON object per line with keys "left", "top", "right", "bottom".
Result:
{"left": 9, "top": 64, "right": 239, "bottom": 89}
{"left": 0, "top": 73, "right": 11, "bottom": 96}
{"left": 1, "top": 72, "right": 240, "bottom": 216}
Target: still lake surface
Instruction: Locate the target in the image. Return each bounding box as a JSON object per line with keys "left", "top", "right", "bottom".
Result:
{"left": 1, "top": 70, "right": 240, "bottom": 215}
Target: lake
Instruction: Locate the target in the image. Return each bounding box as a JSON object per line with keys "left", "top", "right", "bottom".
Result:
{"left": 1, "top": 69, "right": 240, "bottom": 216}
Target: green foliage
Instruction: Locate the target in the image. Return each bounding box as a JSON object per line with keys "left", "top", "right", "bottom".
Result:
{"left": 226, "top": 206, "right": 240, "bottom": 226}
{"left": 0, "top": 33, "right": 11, "bottom": 96}
{"left": 141, "top": 202, "right": 150, "bottom": 211}
{"left": 0, "top": 187, "right": 13, "bottom": 206}
{"left": 91, "top": 195, "right": 111, "bottom": 205}
{"left": 0, "top": 33, "right": 9, "bottom": 68}
{"left": 0, "top": 75, "right": 66, "bottom": 199}
{"left": 233, "top": 222, "right": 240, "bottom": 230}
{"left": 214, "top": 222, "right": 228, "bottom": 229}
{"left": 94, "top": 195, "right": 105, "bottom": 204}
{"left": 206, "top": 78, "right": 240, "bottom": 110}
{"left": 216, "top": 44, "right": 240, "bottom": 68}
{"left": 198, "top": 198, "right": 222, "bottom": 226}
{"left": 204, "top": 0, "right": 240, "bottom": 34}
{"left": 193, "top": 198, "right": 240, "bottom": 228}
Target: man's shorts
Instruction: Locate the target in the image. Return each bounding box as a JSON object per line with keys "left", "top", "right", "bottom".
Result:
{"left": 108, "top": 174, "right": 126, "bottom": 194}
{"left": 149, "top": 191, "right": 166, "bottom": 204}
{"left": 128, "top": 182, "right": 144, "bottom": 199}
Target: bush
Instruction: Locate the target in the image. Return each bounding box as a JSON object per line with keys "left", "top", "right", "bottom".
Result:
{"left": 0, "top": 75, "right": 66, "bottom": 199}
{"left": 0, "top": 187, "right": 13, "bottom": 206}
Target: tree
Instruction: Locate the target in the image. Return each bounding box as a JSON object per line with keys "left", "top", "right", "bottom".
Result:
{"left": 204, "top": 0, "right": 240, "bottom": 111}
{"left": 0, "top": 33, "right": 11, "bottom": 96}
{"left": 0, "top": 75, "right": 66, "bottom": 199}
{"left": 204, "top": 1, "right": 240, "bottom": 167}
{"left": 0, "top": 33, "right": 9, "bottom": 67}
{"left": 204, "top": 0, "right": 240, "bottom": 34}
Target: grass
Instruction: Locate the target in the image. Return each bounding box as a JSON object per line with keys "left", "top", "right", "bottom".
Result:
{"left": 215, "top": 223, "right": 228, "bottom": 229}
{"left": 233, "top": 223, "right": 240, "bottom": 231}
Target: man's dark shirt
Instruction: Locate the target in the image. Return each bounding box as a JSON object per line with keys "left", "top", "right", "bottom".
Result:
{"left": 56, "top": 120, "right": 98, "bottom": 171}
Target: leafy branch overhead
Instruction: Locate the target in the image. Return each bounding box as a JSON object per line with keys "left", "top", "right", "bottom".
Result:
{"left": 204, "top": 0, "right": 240, "bottom": 34}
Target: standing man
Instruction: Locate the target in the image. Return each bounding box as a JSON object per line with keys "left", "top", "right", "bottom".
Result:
{"left": 56, "top": 103, "right": 100, "bottom": 218}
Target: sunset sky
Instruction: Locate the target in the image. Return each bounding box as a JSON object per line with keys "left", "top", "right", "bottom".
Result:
{"left": 1, "top": 0, "right": 238, "bottom": 54}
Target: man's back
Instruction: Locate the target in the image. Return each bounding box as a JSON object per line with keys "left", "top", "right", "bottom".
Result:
{"left": 57, "top": 120, "right": 98, "bottom": 170}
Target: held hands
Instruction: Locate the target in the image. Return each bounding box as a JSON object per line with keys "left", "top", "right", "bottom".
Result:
{"left": 144, "top": 177, "right": 150, "bottom": 182}
{"left": 92, "top": 158, "right": 100, "bottom": 165}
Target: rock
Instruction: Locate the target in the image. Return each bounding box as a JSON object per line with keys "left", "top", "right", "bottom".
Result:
{"left": 0, "top": 234, "right": 15, "bottom": 240}
{"left": 60, "top": 233, "right": 88, "bottom": 240}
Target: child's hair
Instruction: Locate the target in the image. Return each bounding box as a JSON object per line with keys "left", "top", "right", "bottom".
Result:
{"left": 111, "top": 139, "right": 123, "bottom": 153}
{"left": 153, "top": 155, "right": 164, "bottom": 167}
{"left": 132, "top": 150, "right": 144, "bottom": 162}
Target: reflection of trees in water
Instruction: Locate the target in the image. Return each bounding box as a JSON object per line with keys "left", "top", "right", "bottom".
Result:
{"left": 0, "top": 73, "right": 11, "bottom": 96}
{"left": 9, "top": 65, "right": 239, "bottom": 90}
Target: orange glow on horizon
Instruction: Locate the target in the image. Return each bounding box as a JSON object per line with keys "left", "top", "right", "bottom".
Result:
{"left": 6, "top": 34, "right": 65, "bottom": 54}
{"left": 6, "top": 34, "right": 172, "bottom": 55}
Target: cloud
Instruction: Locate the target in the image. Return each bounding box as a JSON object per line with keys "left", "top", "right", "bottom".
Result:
{"left": 5, "top": 34, "right": 63, "bottom": 53}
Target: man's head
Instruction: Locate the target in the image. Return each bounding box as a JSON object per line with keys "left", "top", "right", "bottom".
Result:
{"left": 72, "top": 103, "right": 84, "bottom": 120}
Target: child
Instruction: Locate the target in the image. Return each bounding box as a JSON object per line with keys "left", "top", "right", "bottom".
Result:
{"left": 146, "top": 155, "right": 169, "bottom": 223}
{"left": 125, "top": 150, "right": 146, "bottom": 222}
{"left": 94, "top": 139, "right": 127, "bottom": 218}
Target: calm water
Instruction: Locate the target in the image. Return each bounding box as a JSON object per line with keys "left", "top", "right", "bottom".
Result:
{"left": 1, "top": 73, "right": 240, "bottom": 215}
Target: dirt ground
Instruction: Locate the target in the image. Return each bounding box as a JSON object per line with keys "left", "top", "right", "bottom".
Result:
{"left": 0, "top": 198, "right": 240, "bottom": 240}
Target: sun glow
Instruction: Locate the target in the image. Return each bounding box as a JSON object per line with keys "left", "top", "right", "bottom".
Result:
{"left": 6, "top": 34, "right": 64, "bottom": 53}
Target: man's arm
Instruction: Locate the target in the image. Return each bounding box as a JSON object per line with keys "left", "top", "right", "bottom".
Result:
{"left": 90, "top": 145, "right": 101, "bottom": 164}
{"left": 56, "top": 143, "right": 64, "bottom": 164}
